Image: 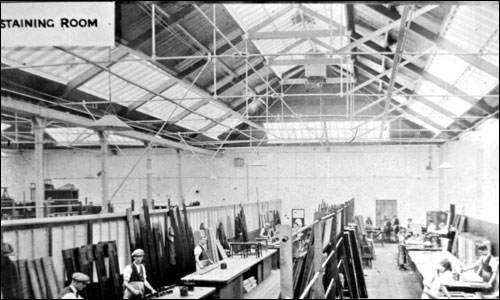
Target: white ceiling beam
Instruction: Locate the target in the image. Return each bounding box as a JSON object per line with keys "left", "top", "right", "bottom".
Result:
{"left": 269, "top": 58, "right": 348, "bottom": 66}
{"left": 247, "top": 29, "right": 342, "bottom": 40}
{"left": 281, "top": 77, "right": 352, "bottom": 85}
{"left": 1, "top": 96, "right": 213, "bottom": 155}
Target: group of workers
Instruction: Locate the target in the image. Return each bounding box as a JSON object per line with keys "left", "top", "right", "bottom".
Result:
{"left": 421, "top": 244, "right": 498, "bottom": 299}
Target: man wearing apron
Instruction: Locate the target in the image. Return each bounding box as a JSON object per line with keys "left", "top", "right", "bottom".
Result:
{"left": 194, "top": 236, "right": 212, "bottom": 270}
{"left": 123, "top": 249, "right": 157, "bottom": 299}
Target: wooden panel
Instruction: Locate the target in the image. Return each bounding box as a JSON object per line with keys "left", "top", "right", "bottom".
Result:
{"left": 375, "top": 200, "right": 397, "bottom": 227}
{"left": 17, "top": 259, "right": 33, "bottom": 299}
{"left": 42, "top": 257, "right": 60, "bottom": 299}
{"left": 27, "top": 259, "right": 43, "bottom": 299}
{"left": 280, "top": 225, "right": 293, "bottom": 299}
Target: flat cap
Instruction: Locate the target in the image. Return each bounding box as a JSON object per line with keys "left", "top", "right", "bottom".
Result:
{"left": 72, "top": 272, "right": 90, "bottom": 283}
{"left": 131, "top": 249, "right": 145, "bottom": 257}
{"left": 1, "top": 242, "right": 15, "bottom": 256}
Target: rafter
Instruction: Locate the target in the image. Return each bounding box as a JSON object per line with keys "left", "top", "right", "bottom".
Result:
{"left": 248, "top": 5, "right": 295, "bottom": 34}
{"left": 2, "top": 96, "right": 213, "bottom": 154}
{"left": 248, "top": 29, "right": 342, "bottom": 40}
{"left": 380, "top": 5, "right": 412, "bottom": 138}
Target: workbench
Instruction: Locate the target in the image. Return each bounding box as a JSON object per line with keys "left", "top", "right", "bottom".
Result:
{"left": 181, "top": 249, "right": 278, "bottom": 299}
{"left": 153, "top": 286, "right": 216, "bottom": 299}
{"left": 407, "top": 250, "right": 491, "bottom": 293}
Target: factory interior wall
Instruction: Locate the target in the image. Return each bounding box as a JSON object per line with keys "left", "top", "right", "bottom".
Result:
{"left": 440, "top": 118, "right": 499, "bottom": 254}
{"left": 2, "top": 144, "right": 442, "bottom": 226}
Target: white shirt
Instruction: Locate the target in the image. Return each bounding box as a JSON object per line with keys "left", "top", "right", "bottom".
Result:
{"left": 61, "top": 285, "right": 83, "bottom": 299}
{"left": 123, "top": 262, "right": 147, "bottom": 282}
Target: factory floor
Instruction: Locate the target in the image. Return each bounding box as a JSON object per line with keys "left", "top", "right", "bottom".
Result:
{"left": 364, "top": 242, "right": 423, "bottom": 299}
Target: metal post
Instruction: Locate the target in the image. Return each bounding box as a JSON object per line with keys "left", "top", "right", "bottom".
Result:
{"left": 98, "top": 131, "right": 109, "bottom": 213}
{"left": 33, "top": 117, "right": 46, "bottom": 218}
{"left": 146, "top": 144, "right": 153, "bottom": 208}
{"left": 177, "top": 149, "right": 184, "bottom": 206}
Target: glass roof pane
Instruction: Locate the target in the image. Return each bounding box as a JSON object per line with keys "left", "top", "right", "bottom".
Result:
{"left": 1, "top": 123, "right": 11, "bottom": 132}
{"left": 264, "top": 120, "right": 389, "bottom": 143}
{"left": 205, "top": 118, "right": 242, "bottom": 140}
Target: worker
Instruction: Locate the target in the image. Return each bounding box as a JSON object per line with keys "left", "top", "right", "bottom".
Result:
{"left": 260, "top": 222, "right": 274, "bottom": 239}
{"left": 59, "top": 272, "right": 90, "bottom": 299}
{"left": 461, "top": 244, "right": 498, "bottom": 288}
{"left": 397, "top": 227, "right": 408, "bottom": 271}
{"left": 365, "top": 217, "right": 373, "bottom": 230}
{"left": 1, "top": 239, "right": 21, "bottom": 299}
{"left": 383, "top": 217, "right": 392, "bottom": 242}
{"left": 421, "top": 258, "right": 453, "bottom": 299}
{"left": 123, "top": 249, "right": 157, "bottom": 299}
{"left": 194, "top": 235, "right": 212, "bottom": 270}
{"left": 393, "top": 215, "right": 400, "bottom": 239}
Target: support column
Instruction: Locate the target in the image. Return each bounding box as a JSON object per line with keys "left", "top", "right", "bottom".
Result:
{"left": 146, "top": 145, "right": 153, "bottom": 208}
{"left": 33, "top": 117, "right": 46, "bottom": 218}
{"left": 177, "top": 149, "right": 184, "bottom": 206}
{"left": 98, "top": 131, "right": 109, "bottom": 213}
{"left": 438, "top": 145, "right": 446, "bottom": 211}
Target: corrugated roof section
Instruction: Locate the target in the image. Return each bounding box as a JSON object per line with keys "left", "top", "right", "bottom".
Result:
{"left": 80, "top": 54, "right": 169, "bottom": 105}
{"left": 205, "top": 117, "right": 241, "bottom": 139}
{"left": 2, "top": 47, "right": 76, "bottom": 84}
{"left": 176, "top": 103, "right": 227, "bottom": 132}
{"left": 45, "top": 127, "right": 143, "bottom": 146}
{"left": 443, "top": 6, "right": 499, "bottom": 54}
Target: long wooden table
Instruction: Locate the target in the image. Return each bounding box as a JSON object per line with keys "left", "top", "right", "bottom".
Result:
{"left": 181, "top": 249, "right": 278, "bottom": 299}
{"left": 407, "top": 250, "right": 491, "bottom": 293}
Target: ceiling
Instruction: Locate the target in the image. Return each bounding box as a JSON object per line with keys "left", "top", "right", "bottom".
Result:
{"left": 1, "top": 2, "right": 499, "bottom": 153}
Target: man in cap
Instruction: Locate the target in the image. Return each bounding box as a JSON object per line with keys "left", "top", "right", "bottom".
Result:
{"left": 123, "top": 249, "right": 157, "bottom": 299}
{"left": 59, "top": 272, "right": 90, "bottom": 299}
{"left": 1, "top": 238, "right": 21, "bottom": 299}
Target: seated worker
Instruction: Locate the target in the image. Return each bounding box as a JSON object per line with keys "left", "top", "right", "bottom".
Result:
{"left": 123, "top": 249, "right": 157, "bottom": 299}
{"left": 59, "top": 272, "right": 90, "bottom": 299}
{"left": 461, "top": 244, "right": 499, "bottom": 289}
{"left": 194, "top": 235, "right": 213, "bottom": 270}
{"left": 421, "top": 259, "right": 453, "bottom": 299}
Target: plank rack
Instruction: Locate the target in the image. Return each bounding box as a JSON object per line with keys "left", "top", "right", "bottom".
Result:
{"left": 279, "top": 198, "right": 368, "bottom": 299}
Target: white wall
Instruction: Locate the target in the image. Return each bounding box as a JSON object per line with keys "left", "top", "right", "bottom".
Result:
{"left": 441, "top": 118, "right": 499, "bottom": 224}
{"left": 1, "top": 144, "right": 441, "bottom": 225}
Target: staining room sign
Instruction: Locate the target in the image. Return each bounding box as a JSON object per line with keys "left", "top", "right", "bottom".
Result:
{"left": 1, "top": 2, "right": 114, "bottom": 47}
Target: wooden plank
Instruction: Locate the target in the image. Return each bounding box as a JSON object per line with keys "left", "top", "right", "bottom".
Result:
{"left": 139, "top": 212, "right": 154, "bottom": 286}
{"left": 153, "top": 222, "right": 166, "bottom": 284}
{"left": 17, "top": 259, "right": 33, "bottom": 299}
{"left": 42, "top": 257, "right": 60, "bottom": 299}
{"left": 34, "top": 258, "right": 49, "bottom": 299}
{"left": 280, "top": 225, "right": 293, "bottom": 299}
{"left": 216, "top": 239, "right": 229, "bottom": 260}
{"left": 313, "top": 212, "right": 326, "bottom": 299}
{"left": 62, "top": 249, "right": 77, "bottom": 284}
{"left": 348, "top": 228, "right": 368, "bottom": 298}
{"left": 106, "top": 241, "right": 122, "bottom": 299}
{"left": 27, "top": 259, "right": 43, "bottom": 299}
{"left": 142, "top": 199, "right": 160, "bottom": 287}
{"left": 94, "top": 243, "right": 111, "bottom": 299}
{"left": 126, "top": 208, "right": 136, "bottom": 250}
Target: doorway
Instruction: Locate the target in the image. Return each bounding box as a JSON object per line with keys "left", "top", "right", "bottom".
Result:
{"left": 376, "top": 200, "right": 397, "bottom": 227}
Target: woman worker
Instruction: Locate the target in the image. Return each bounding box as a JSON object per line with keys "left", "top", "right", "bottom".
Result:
{"left": 421, "top": 258, "right": 453, "bottom": 299}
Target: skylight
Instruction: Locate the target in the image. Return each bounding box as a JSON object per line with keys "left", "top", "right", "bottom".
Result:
{"left": 264, "top": 120, "right": 390, "bottom": 143}
{"left": 1, "top": 123, "right": 11, "bottom": 132}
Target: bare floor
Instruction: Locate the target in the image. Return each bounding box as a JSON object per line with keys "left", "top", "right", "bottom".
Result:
{"left": 364, "top": 242, "right": 423, "bottom": 299}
